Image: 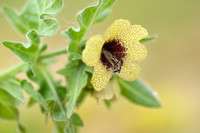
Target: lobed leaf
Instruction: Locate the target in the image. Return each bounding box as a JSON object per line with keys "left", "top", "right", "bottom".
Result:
{"left": 3, "top": 0, "right": 63, "bottom": 36}
{"left": 118, "top": 78, "right": 161, "bottom": 108}
{"left": 2, "top": 30, "right": 40, "bottom": 63}
{"left": 62, "top": 0, "right": 115, "bottom": 53}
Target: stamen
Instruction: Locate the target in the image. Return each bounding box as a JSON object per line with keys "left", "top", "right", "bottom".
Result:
{"left": 120, "top": 60, "right": 123, "bottom": 66}
{"left": 114, "top": 69, "right": 120, "bottom": 73}
{"left": 114, "top": 60, "right": 123, "bottom": 73}
{"left": 114, "top": 61, "right": 119, "bottom": 69}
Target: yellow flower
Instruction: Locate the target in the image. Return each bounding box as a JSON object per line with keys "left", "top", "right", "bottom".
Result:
{"left": 82, "top": 19, "right": 148, "bottom": 91}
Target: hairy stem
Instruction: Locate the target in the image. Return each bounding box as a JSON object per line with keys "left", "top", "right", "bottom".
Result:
{"left": 0, "top": 48, "right": 67, "bottom": 80}
{"left": 0, "top": 62, "right": 26, "bottom": 80}
{"left": 39, "top": 48, "right": 67, "bottom": 59}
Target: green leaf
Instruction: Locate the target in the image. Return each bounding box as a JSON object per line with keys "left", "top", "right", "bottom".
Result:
{"left": 18, "top": 122, "right": 26, "bottom": 133}
{"left": 68, "top": 53, "right": 82, "bottom": 61}
{"left": 37, "top": 64, "right": 67, "bottom": 112}
{"left": 62, "top": 0, "right": 115, "bottom": 53}
{"left": 38, "top": 18, "right": 59, "bottom": 36}
{"left": 52, "top": 108, "right": 68, "bottom": 122}
{"left": 37, "top": 64, "right": 69, "bottom": 133}
{"left": 118, "top": 78, "right": 161, "bottom": 108}
{"left": 0, "top": 89, "right": 19, "bottom": 120}
{"left": 55, "top": 120, "right": 69, "bottom": 133}
{"left": 59, "top": 62, "right": 89, "bottom": 118}
{"left": 27, "top": 64, "right": 67, "bottom": 106}
{"left": 21, "top": 80, "right": 49, "bottom": 111}
{"left": 0, "top": 89, "right": 25, "bottom": 132}
{"left": 57, "top": 61, "right": 79, "bottom": 76}
{"left": 94, "top": 9, "right": 111, "bottom": 24}
{"left": 2, "top": 30, "right": 40, "bottom": 63}
{"left": 104, "top": 100, "right": 111, "bottom": 108}
{"left": 26, "top": 68, "right": 51, "bottom": 108}
{"left": 48, "top": 100, "right": 68, "bottom": 133}
{"left": 71, "top": 113, "right": 84, "bottom": 127}
{"left": 139, "top": 35, "right": 158, "bottom": 43}
{"left": 55, "top": 82, "right": 67, "bottom": 103}
{"left": 3, "top": 0, "right": 63, "bottom": 36}
{"left": 26, "top": 62, "right": 69, "bottom": 132}
{"left": 27, "top": 97, "right": 37, "bottom": 107}
{"left": 76, "top": 89, "right": 87, "bottom": 107}
{"left": 0, "top": 78, "right": 25, "bottom": 106}
{"left": 22, "top": 77, "right": 69, "bottom": 132}
{"left": 66, "top": 64, "right": 89, "bottom": 118}
{"left": 39, "top": 44, "right": 48, "bottom": 53}
{"left": 46, "top": 99, "right": 69, "bottom": 133}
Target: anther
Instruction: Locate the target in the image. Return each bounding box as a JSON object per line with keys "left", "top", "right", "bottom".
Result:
{"left": 113, "top": 60, "right": 123, "bottom": 73}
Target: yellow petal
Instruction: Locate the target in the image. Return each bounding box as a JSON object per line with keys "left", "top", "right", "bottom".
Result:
{"left": 125, "top": 42, "right": 147, "bottom": 63}
{"left": 91, "top": 61, "right": 113, "bottom": 91}
{"left": 121, "top": 25, "right": 148, "bottom": 45}
{"left": 117, "top": 61, "right": 141, "bottom": 81}
{"left": 94, "top": 78, "right": 120, "bottom": 100}
{"left": 94, "top": 82, "right": 115, "bottom": 100}
{"left": 104, "top": 19, "right": 131, "bottom": 41}
{"left": 82, "top": 35, "right": 104, "bottom": 67}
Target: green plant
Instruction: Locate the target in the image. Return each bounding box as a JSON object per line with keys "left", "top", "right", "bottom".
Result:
{"left": 0, "top": 0, "right": 161, "bottom": 132}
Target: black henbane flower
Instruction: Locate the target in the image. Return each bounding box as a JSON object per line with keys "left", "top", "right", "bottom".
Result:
{"left": 82, "top": 19, "right": 148, "bottom": 92}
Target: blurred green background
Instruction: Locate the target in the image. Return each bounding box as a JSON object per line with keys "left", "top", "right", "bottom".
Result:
{"left": 0, "top": 0, "right": 200, "bottom": 133}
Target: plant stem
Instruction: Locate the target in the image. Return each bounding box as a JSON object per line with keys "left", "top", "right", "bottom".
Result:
{"left": 0, "top": 48, "right": 67, "bottom": 80}
{"left": 39, "top": 48, "right": 67, "bottom": 60}
{"left": 0, "top": 62, "right": 26, "bottom": 80}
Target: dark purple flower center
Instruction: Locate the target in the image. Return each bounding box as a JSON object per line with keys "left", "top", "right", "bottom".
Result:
{"left": 100, "top": 40, "right": 126, "bottom": 71}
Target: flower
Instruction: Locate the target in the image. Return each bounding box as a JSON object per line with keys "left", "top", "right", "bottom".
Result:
{"left": 82, "top": 19, "right": 148, "bottom": 91}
